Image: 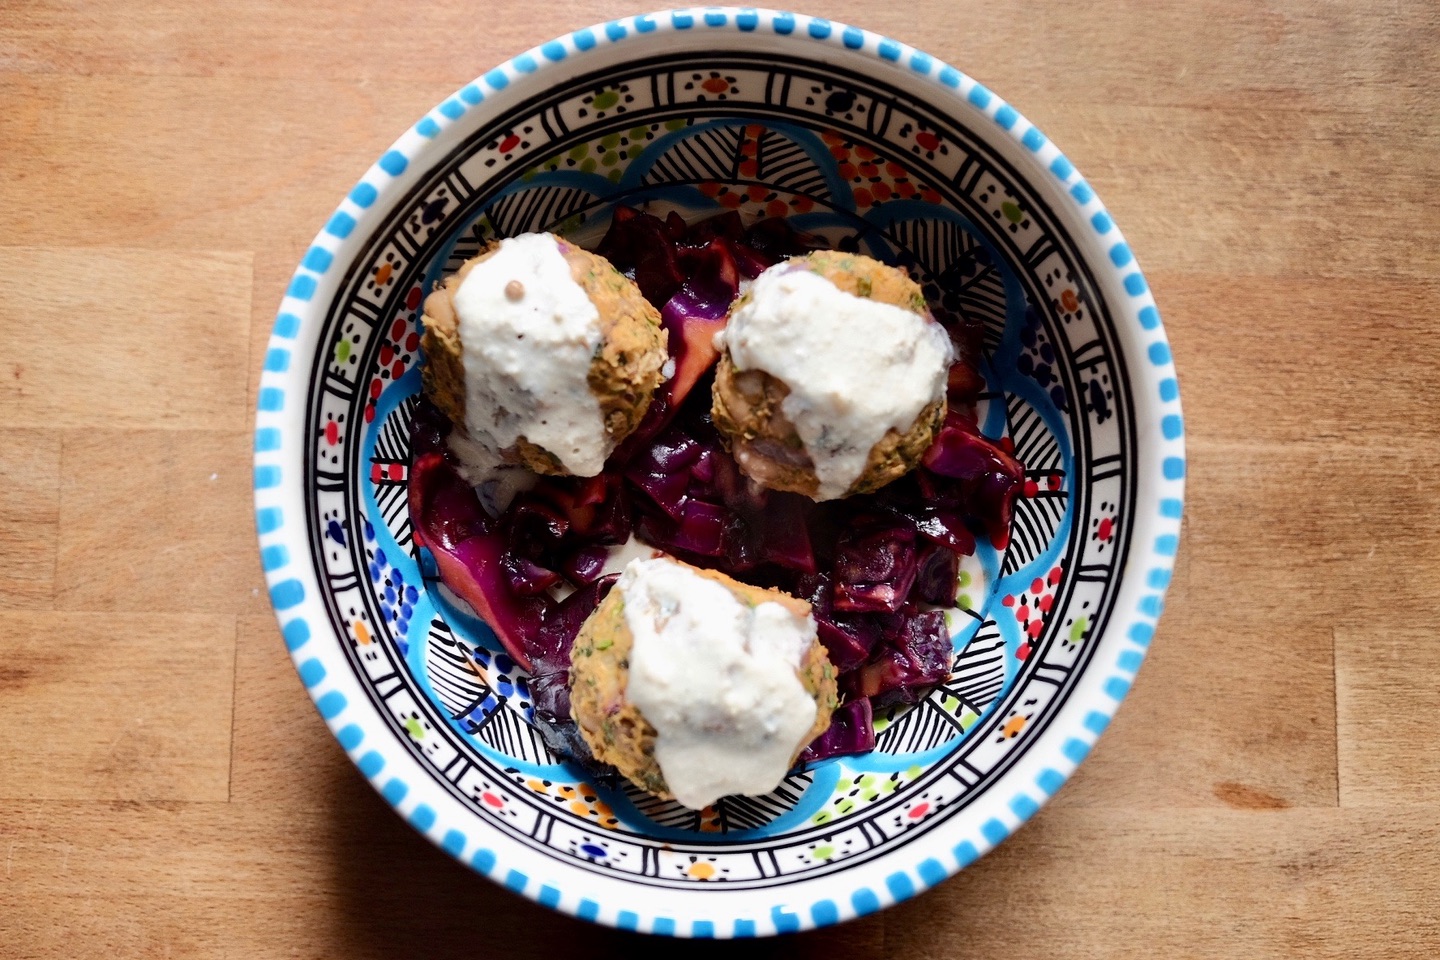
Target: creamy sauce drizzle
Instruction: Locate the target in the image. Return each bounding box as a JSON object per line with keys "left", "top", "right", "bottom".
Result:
{"left": 617, "top": 557, "right": 819, "bottom": 810}
{"left": 452, "top": 233, "right": 610, "bottom": 478}
{"left": 722, "top": 265, "right": 953, "bottom": 500}
{"left": 445, "top": 430, "right": 537, "bottom": 516}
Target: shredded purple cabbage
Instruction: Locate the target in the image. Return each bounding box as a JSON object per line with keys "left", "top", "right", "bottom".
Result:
{"left": 799, "top": 699, "right": 876, "bottom": 764}
{"left": 916, "top": 542, "right": 962, "bottom": 607}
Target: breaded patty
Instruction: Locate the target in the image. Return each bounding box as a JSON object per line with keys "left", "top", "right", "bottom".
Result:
{"left": 711, "top": 251, "right": 946, "bottom": 498}
{"left": 421, "top": 236, "right": 668, "bottom": 475}
{"left": 569, "top": 564, "right": 838, "bottom": 800}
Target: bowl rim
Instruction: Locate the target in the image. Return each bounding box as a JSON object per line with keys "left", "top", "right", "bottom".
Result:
{"left": 253, "top": 5, "right": 1185, "bottom": 937}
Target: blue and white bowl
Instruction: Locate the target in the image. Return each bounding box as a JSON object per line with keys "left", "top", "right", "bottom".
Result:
{"left": 253, "top": 7, "right": 1184, "bottom": 937}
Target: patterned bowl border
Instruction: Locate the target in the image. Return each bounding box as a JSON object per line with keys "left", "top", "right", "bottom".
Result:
{"left": 253, "top": 7, "right": 1185, "bottom": 937}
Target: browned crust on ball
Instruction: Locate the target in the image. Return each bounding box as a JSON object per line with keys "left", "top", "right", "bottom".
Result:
{"left": 419, "top": 261, "right": 472, "bottom": 430}
{"left": 419, "top": 235, "right": 667, "bottom": 476}
{"left": 569, "top": 561, "right": 839, "bottom": 802}
{"left": 795, "top": 248, "right": 931, "bottom": 313}
{"left": 562, "top": 242, "right": 668, "bottom": 453}
{"left": 711, "top": 356, "right": 821, "bottom": 498}
{"left": 856, "top": 397, "right": 946, "bottom": 494}
{"left": 710, "top": 251, "right": 946, "bottom": 499}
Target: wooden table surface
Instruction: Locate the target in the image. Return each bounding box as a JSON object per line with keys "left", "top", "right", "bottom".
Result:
{"left": 3, "top": 1, "right": 1439, "bottom": 956}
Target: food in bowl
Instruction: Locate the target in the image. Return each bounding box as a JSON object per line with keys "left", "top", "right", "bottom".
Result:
{"left": 712, "top": 250, "right": 952, "bottom": 499}
{"left": 570, "top": 554, "right": 837, "bottom": 809}
{"left": 256, "top": 9, "right": 1186, "bottom": 933}
{"left": 419, "top": 232, "right": 668, "bottom": 497}
{"left": 408, "top": 206, "right": 1026, "bottom": 807}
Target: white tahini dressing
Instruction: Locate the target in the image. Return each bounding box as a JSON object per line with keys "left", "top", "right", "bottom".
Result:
{"left": 617, "top": 557, "right": 820, "bottom": 810}
{"left": 445, "top": 429, "right": 537, "bottom": 517}
{"left": 722, "top": 264, "right": 953, "bottom": 500}
{"left": 451, "top": 233, "right": 610, "bottom": 478}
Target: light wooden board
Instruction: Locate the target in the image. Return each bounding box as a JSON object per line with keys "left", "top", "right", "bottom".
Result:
{"left": 0, "top": 430, "right": 60, "bottom": 610}
{"left": 1, "top": 1, "right": 1437, "bottom": 956}
{"left": 0, "top": 614, "right": 236, "bottom": 802}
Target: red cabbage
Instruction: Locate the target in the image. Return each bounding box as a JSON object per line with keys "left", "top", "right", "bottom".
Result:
{"left": 535, "top": 473, "right": 633, "bottom": 546}
{"left": 795, "top": 573, "right": 877, "bottom": 672}
{"left": 689, "top": 447, "right": 717, "bottom": 484}
{"left": 847, "top": 608, "right": 953, "bottom": 707}
{"left": 710, "top": 447, "right": 771, "bottom": 513}
{"left": 675, "top": 238, "right": 741, "bottom": 312}
{"left": 531, "top": 574, "right": 619, "bottom": 670}
{"left": 589, "top": 487, "right": 632, "bottom": 546}
{"left": 915, "top": 542, "right": 961, "bottom": 607}
{"left": 664, "top": 210, "right": 689, "bottom": 242}
{"left": 833, "top": 522, "right": 919, "bottom": 613}
{"left": 717, "top": 514, "right": 759, "bottom": 574}
{"left": 523, "top": 474, "right": 619, "bottom": 540}
{"left": 798, "top": 699, "right": 876, "bottom": 763}
{"left": 608, "top": 384, "right": 674, "bottom": 465}
{"left": 750, "top": 492, "right": 817, "bottom": 573}
{"left": 676, "top": 500, "right": 727, "bottom": 556}
{"left": 562, "top": 544, "right": 610, "bottom": 585}
{"left": 729, "top": 242, "right": 772, "bottom": 280}
{"left": 506, "top": 494, "right": 569, "bottom": 548}
{"left": 816, "top": 619, "right": 878, "bottom": 672}
{"left": 527, "top": 574, "right": 620, "bottom": 727}
{"left": 526, "top": 670, "right": 571, "bottom": 728}
{"left": 501, "top": 555, "right": 562, "bottom": 597}
{"left": 922, "top": 409, "right": 1025, "bottom": 548}
{"left": 659, "top": 282, "right": 731, "bottom": 408}
{"left": 683, "top": 209, "right": 744, "bottom": 245}
{"left": 909, "top": 507, "right": 978, "bottom": 555}
{"left": 945, "top": 317, "right": 988, "bottom": 404}
{"left": 741, "top": 216, "right": 815, "bottom": 263}
{"left": 633, "top": 430, "right": 702, "bottom": 474}
{"left": 596, "top": 206, "right": 685, "bottom": 305}
{"left": 408, "top": 451, "right": 546, "bottom": 670}
{"left": 625, "top": 465, "right": 690, "bottom": 519}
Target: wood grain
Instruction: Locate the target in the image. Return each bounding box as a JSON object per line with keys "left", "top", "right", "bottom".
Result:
{"left": 1157, "top": 274, "right": 1440, "bottom": 446}
{"left": 1337, "top": 621, "right": 1440, "bottom": 806}
{"left": 229, "top": 614, "right": 357, "bottom": 804}
{"left": 55, "top": 430, "right": 268, "bottom": 614}
{"left": 0, "top": 613, "right": 235, "bottom": 801}
{"left": 1, "top": 0, "right": 1437, "bottom": 956}
{"left": 0, "top": 248, "right": 253, "bottom": 429}
{"left": 884, "top": 805, "right": 1440, "bottom": 960}
{"left": 0, "top": 430, "right": 60, "bottom": 610}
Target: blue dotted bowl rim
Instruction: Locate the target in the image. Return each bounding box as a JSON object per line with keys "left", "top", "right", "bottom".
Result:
{"left": 253, "top": 6, "right": 1185, "bottom": 938}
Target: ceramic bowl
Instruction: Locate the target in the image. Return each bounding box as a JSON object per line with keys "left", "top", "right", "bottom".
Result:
{"left": 253, "top": 7, "right": 1184, "bottom": 937}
